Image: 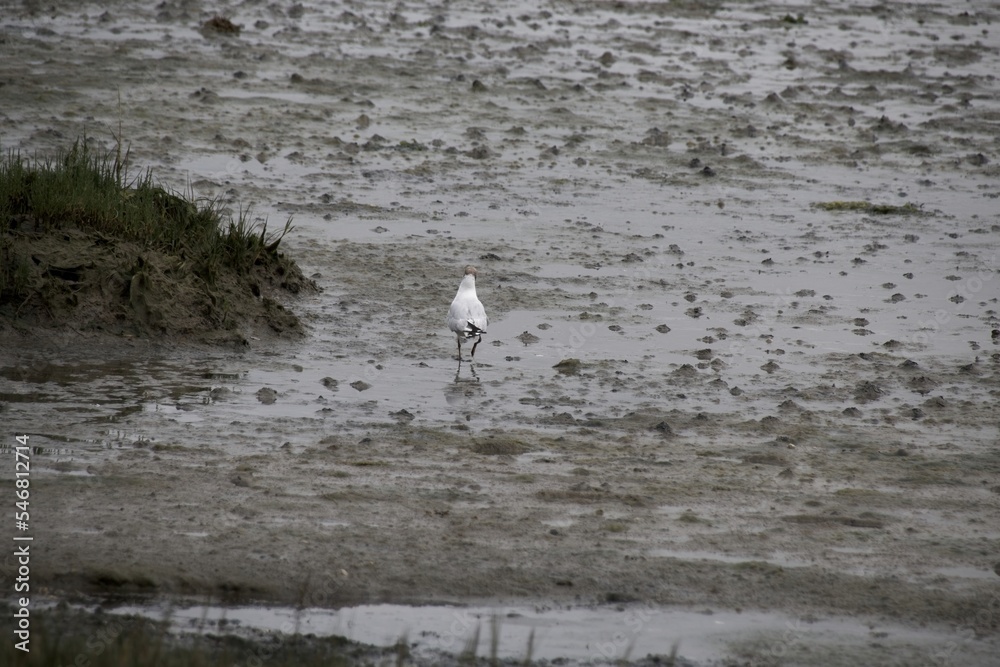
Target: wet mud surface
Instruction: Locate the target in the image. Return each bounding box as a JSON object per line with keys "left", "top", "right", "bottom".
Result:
{"left": 2, "top": 0, "right": 1000, "bottom": 664}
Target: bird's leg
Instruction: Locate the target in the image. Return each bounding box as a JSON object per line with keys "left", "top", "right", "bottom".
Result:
{"left": 471, "top": 335, "right": 482, "bottom": 358}
{"left": 456, "top": 336, "right": 463, "bottom": 361}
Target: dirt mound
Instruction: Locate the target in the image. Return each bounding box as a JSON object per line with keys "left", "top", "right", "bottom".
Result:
{"left": 1, "top": 222, "right": 313, "bottom": 345}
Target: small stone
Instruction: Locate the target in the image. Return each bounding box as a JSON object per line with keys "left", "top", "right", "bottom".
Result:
{"left": 230, "top": 473, "right": 251, "bottom": 487}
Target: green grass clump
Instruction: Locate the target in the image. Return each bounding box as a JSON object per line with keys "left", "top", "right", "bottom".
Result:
{"left": 781, "top": 13, "right": 807, "bottom": 25}
{"left": 812, "top": 201, "right": 923, "bottom": 215}
{"left": 2, "top": 609, "right": 354, "bottom": 667}
{"left": 1, "top": 140, "right": 209, "bottom": 247}
{"left": 0, "top": 138, "right": 291, "bottom": 300}
{"left": 396, "top": 139, "right": 428, "bottom": 151}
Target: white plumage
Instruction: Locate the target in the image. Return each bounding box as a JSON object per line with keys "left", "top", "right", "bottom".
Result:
{"left": 447, "top": 265, "right": 488, "bottom": 359}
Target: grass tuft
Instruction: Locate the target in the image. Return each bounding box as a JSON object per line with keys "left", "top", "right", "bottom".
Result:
{"left": 0, "top": 138, "right": 291, "bottom": 298}
{"left": 812, "top": 200, "right": 923, "bottom": 215}
{"left": 2, "top": 605, "right": 354, "bottom": 667}
{"left": 458, "top": 621, "right": 481, "bottom": 665}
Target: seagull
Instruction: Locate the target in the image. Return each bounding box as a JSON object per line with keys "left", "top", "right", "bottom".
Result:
{"left": 447, "top": 265, "right": 488, "bottom": 360}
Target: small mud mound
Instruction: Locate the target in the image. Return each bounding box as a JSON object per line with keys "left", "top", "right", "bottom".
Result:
{"left": 471, "top": 436, "right": 531, "bottom": 455}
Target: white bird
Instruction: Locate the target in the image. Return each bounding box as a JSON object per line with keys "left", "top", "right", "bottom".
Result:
{"left": 447, "top": 265, "right": 488, "bottom": 360}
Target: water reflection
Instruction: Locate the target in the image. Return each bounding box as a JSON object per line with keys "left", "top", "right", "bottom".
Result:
{"left": 453, "top": 359, "right": 479, "bottom": 383}
{"left": 444, "top": 361, "right": 482, "bottom": 407}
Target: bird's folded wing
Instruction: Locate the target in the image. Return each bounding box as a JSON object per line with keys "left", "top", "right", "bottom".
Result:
{"left": 466, "top": 300, "right": 487, "bottom": 332}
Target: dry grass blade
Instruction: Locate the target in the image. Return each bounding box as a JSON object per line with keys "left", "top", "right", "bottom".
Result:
{"left": 458, "top": 621, "right": 481, "bottom": 665}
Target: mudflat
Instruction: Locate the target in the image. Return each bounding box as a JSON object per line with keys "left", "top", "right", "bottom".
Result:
{"left": 1, "top": 1, "right": 998, "bottom": 664}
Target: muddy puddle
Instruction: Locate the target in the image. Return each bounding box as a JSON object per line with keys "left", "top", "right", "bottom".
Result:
{"left": 58, "top": 597, "right": 963, "bottom": 664}
{"left": 2, "top": 0, "right": 1000, "bottom": 664}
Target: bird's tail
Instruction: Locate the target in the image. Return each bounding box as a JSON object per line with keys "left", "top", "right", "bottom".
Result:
{"left": 465, "top": 322, "right": 486, "bottom": 335}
